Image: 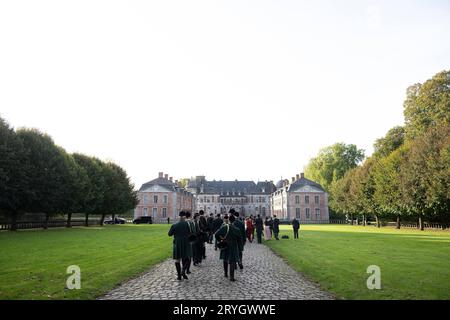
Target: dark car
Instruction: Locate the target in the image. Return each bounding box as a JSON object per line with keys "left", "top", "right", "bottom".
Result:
{"left": 104, "top": 217, "right": 126, "bottom": 225}
{"left": 133, "top": 216, "right": 153, "bottom": 224}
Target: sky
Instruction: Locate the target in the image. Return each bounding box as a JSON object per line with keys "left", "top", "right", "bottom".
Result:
{"left": 1, "top": 0, "right": 449, "bottom": 188}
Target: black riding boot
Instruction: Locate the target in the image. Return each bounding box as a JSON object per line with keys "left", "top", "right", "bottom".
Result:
{"left": 181, "top": 260, "right": 188, "bottom": 279}
{"left": 186, "top": 258, "right": 191, "bottom": 274}
{"left": 175, "top": 262, "right": 182, "bottom": 280}
{"left": 230, "top": 263, "right": 236, "bottom": 282}
{"left": 223, "top": 260, "right": 228, "bottom": 278}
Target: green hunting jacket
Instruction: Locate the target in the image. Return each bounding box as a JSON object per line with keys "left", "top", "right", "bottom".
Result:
{"left": 168, "top": 220, "right": 190, "bottom": 259}
{"left": 215, "top": 223, "right": 242, "bottom": 263}
{"left": 233, "top": 219, "right": 246, "bottom": 251}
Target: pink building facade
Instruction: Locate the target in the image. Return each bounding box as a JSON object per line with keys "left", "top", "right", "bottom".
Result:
{"left": 270, "top": 173, "right": 329, "bottom": 223}
{"left": 135, "top": 172, "right": 194, "bottom": 223}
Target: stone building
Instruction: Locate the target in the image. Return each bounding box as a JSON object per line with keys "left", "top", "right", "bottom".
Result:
{"left": 135, "top": 172, "right": 194, "bottom": 223}
{"left": 186, "top": 176, "right": 276, "bottom": 217}
{"left": 270, "top": 173, "right": 329, "bottom": 223}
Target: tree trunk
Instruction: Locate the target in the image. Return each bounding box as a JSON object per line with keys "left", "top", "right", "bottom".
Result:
{"left": 419, "top": 216, "right": 424, "bottom": 231}
{"left": 10, "top": 210, "right": 18, "bottom": 231}
{"left": 66, "top": 212, "right": 72, "bottom": 228}
{"left": 44, "top": 213, "right": 49, "bottom": 230}
{"left": 363, "top": 214, "right": 366, "bottom": 226}
{"left": 396, "top": 215, "right": 401, "bottom": 229}
{"left": 350, "top": 214, "right": 354, "bottom": 225}
{"left": 100, "top": 213, "right": 106, "bottom": 226}
{"left": 85, "top": 213, "right": 89, "bottom": 227}
{"left": 112, "top": 213, "right": 116, "bottom": 220}
{"left": 375, "top": 215, "right": 381, "bottom": 228}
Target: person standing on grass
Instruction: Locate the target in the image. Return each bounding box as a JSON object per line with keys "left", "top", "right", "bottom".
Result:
{"left": 215, "top": 214, "right": 242, "bottom": 282}
{"left": 168, "top": 211, "right": 190, "bottom": 280}
{"left": 273, "top": 215, "right": 280, "bottom": 240}
{"left": 255, "top": 214, "right": 263, "bottom": 243}
{"left": 292, "top": 217, "right": 300, "bottom": 239}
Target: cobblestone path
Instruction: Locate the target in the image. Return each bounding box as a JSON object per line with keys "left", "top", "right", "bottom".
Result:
{"left": 99, "top": 241, "right": 334, "bottom": 300}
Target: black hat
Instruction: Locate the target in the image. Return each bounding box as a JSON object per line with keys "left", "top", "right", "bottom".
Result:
{"left": 179, "top": 211, "right": 186, "bottom": 217}
{"left": 199, "top": 210, "right": 205, "bottom": 215}
{"left": 185, "top": 211, "right": 191, "bottom": 218}
{"left": 232, "top": 211, "right": 239, "bottom": 217}
{"left": 223, "top": 214, "right": 229, "bottom": 220}
{"left": 228, "top": 208, "right": 235, "bottom": 214}
{"left": 229, "top": 214, "right": 236, "bottom": 222}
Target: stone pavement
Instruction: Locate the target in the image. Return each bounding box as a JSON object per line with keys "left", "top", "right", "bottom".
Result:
{"left": 99, "top": 240, "right": 334, "bottom": 300}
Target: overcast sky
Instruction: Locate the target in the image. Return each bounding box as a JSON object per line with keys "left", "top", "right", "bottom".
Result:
{"left": 1, "top": 0, "right": 449, "bottom": 188}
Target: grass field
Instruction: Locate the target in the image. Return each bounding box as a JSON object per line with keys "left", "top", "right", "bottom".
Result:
{"left": 0, "top": 225, "right": 171, "bottom": 300}
{"left": 265, "top": 224, "right": 450, "bottom": 300}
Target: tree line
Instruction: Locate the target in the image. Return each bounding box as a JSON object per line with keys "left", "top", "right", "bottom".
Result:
{"left": 0, "top": 119, "right": 138, "bottom": 231}
{"left": 304, "top": 70, "right": 449, "bottom": 230}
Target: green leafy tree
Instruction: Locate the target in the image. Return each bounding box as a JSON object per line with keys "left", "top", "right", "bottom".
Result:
{"left": 72, "top": 154, "right": 106, "bottom": 227}
{"left": 373, "top": 126, "right": 405, "bottom": 158}
{"left": 401, "top": 124, "right": 450, "bottom": 229}
{"left": 304, "top": 142, "right": 365, "bottom": 192}
{"left": 16, "top": 129, "right": 76, "bottom": 229}
{"left": 404, "top": 70, "right": 450, "bottom": 139}
{"left": 0, "top": 118, "right": 30, "bottom": 230}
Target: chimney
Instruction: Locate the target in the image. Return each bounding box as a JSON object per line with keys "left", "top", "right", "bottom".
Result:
{"left": 301, "top": 172, "right": 305, "bottom": 179}
{"left": 158, "top": 172, "right": 163, "bottom": 178}
{"left": 296, "top": 174, "right": 300, "bottom": 180}
{"left": 164, "top": 174, "right": 168, "bottom": 180}
{"left": 291, "top": 177, "right": 295, "bottom": 183}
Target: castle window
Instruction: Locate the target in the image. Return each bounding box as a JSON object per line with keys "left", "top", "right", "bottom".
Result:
{"left": 295, "top": 195, "right": 299, "bottom": 204}
{"left": 315, "top": 196, "right": 319, "bottom": 205}
{"left": 305, "top": 208, "right": 311, "bottom": 220}
{"left": 153, "top": 195, "right": 158, "bottom": 203}
{"left": 305, "top": 196, "right": 310, "bottom": 204}
{"left": 163, "top": 195, "right": 168, "bottom": 204}
{"left": 162, "top": 208, "right": 167, "bottom": 218}
{"left": 296, "top": 208, "right": 300, "bottom": 218}
{"left": 143, "top": 207, "right": 148, "bottom": 217}
{"left": 315, "top": 208, "right": 320, "bottom": 220}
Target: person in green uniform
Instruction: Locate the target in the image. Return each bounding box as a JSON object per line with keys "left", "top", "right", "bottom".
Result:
{"left": 184, "top": 211, "right": 194, "bottom": 274}
{"left": 168, "top": 211, "right": 191, "bottom": 280}
{"left": 215, "top": 214, "right": 242, "bottom": 282}
{"left": 229, "top": 209, "right": 246, "bottom": 270}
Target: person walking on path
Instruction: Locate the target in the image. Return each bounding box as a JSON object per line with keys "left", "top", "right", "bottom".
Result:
{"left": 292, "top": 218, "right": 300, "bottom": 239}
{"left": 207, "top": 213, "right": 214, "bottom": 244}
{"left": 255, "top": 214, "right": 263, "bottom": 243}
{"left": 264, "top": 217, "right": 272, "bottom": 240}
{"left": 184, "top": 211, "right": 195, "bottom": 274}
{"left": 212, "top": 214, "right": 223, "bottom": 250}
{"left": 168, "top": 211, "right": 191, "bottom": 280}
{"left": 245, "top": 216, "right": 254, "bottom": 242}
{"left": 199, "top": 210, "right": 208, "bottom": 259}
{"left": 192, "top": 213, "right": 203, "bottom": 266}
{"left": 215, "top": 214, "right": 242, "bottom": 282}
{"left": 273, "top": 215, "right": 280, "bottom": 240}
{"left": 230, "top": 209, "right": 246, "bottom": 270}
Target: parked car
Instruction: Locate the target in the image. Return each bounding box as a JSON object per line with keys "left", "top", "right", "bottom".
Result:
{"left": 133, "top": 216, "right": 153, "bottom": 224}
{"left": 104, "top": 217, "right": 126, "bottom": 225}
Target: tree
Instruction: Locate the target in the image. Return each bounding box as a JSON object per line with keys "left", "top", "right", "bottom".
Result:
{"left": 404, "top": 70, "right": 450, "bottom": 140}
{"left": 372, "top": 145, "right": 410, "bottom": 228}
{"left": 304, "top": 143, "right": 365, "bottom": 192}
{"left": 401, "top": 124, "right": 450, "bottom": 230}
{"left": 373, "top": 126, "right": 405, "bottom": 158}
{"left": 72, "top": 154, "right": 106, "bottom": 227}
{"left": 0, "top": 117, "right": 30, "bottom": 230}
{"left": 16, "top": 129, "right": 76, "bottom": 229}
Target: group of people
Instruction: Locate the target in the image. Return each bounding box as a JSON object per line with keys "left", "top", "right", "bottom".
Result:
{"left": 168, "top": 209, "right": 301, "bottom": 282}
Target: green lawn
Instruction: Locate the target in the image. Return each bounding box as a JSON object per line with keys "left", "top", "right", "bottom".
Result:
{"left": 0, "top": 224, "right": 171, "bottom": 299}
{"left": 265, "top": 224, "right": 450, "bottom": 300}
